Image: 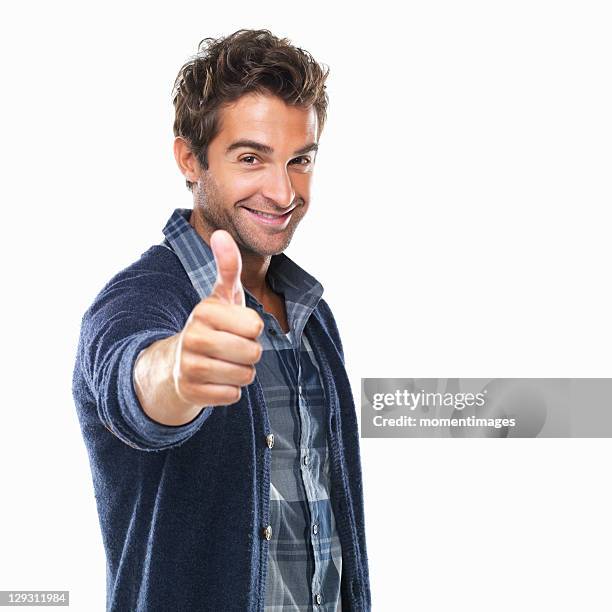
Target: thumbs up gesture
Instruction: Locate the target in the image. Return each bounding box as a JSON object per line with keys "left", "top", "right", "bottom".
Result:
{"left": 173, "top": 230, "right": 264, "bottom": 407}
{"left": 208, "top": 230, "right": 246, "bottom": 307}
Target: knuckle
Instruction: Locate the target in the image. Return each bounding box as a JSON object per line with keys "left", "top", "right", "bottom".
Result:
{"left": 181, "top": 328, "right": 196, "bottom": 350}
{"left": 183, "top": 353, "right": 211, "bottom": 382}
{"left": 179, "top": 350, "right": 196, "bottom": 373}
{"left": 221, "top": 386, "right": 241, "bottom": 404}
{"left": 195, "top": 357, "right": 211, "bottom": 380}
{"left": 194, "top": 300, "right": 215, "bottom": 324}
{"left": 177, "top": 351, "right": 193, "bottom": 377}
{"left": 252, "top": 313, "right": 264, "bottom": 336}
{"left": 186, "top": 328, "right": 212, "bottom": 355}
{"left": 176, "top": 379, "right": 196, "bottom": 404}
{"left": 242, "top": 366, "right": 256, "bottom": 385}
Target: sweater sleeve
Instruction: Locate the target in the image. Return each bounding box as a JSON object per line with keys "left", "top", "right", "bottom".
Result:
{"left": 77, "top": 269, "right": 213, "bottom": 452}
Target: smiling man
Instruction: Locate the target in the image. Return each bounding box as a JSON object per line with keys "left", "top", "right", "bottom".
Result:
{"left": 72, "top": 29, "right": 371, "bottom": 612}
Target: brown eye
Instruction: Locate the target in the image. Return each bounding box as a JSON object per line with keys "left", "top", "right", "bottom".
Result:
{"left": 240, "top": 155, "right": 259, "bottom": 165}
{"left": 290, "top": 156, "right": 312, "bottom": 166}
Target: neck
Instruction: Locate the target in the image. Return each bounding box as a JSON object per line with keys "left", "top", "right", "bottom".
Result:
{"left": 189, "top": 209, "right": 272, "bottom": 304}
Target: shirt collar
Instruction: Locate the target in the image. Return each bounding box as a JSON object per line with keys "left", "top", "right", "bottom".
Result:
{"left": 161, "top": 208, "right": 324, "bottom": 320}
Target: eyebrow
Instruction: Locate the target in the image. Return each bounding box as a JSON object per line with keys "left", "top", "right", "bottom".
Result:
{"left": 225, "top": 139, "right": 318, "bottom": 156}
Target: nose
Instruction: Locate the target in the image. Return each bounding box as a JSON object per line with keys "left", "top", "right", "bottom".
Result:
{"left": 261, "top": 164, "right": 295, "bottom": 209}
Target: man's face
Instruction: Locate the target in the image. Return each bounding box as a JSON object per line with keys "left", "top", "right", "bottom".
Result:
{"left": 192, "top": 92, "right": 319, "bottom": 257}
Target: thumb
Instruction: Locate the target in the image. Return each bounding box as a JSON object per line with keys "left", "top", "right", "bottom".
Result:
{"left": 210, "top": 229, "right": 245, "bottom": 306}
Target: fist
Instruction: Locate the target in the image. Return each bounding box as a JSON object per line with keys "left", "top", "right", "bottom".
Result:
{"left": 173, "top": 229, "right": 264, "bottom": 407}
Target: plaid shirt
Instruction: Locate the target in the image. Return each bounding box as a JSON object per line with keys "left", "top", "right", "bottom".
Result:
{"left": 162, "top": 208, "right": 343, "bottom": 611}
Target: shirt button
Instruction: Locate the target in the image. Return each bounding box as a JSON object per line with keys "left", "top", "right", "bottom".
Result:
{"left": 268, "top": 328, "right": 277, "bottom": 336}
{"left": 265, "top": 433, "right": 274, "bottom": 449}
{"left": 263, "top": 525, "right": 272, "bottom": 540}
{"left": 298, "top": 384, "right": 303, "bottom": 395}
{"left": 312, "top": 523, "right": 319, "bottom": 535}
{"left": 303, "top": 454, "right": 309, "bottom": 466}
{"left": 315, "top": 593, "right": 322, "bottom": 605}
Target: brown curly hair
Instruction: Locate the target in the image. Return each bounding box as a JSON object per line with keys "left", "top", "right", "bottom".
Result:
{"left": 172, "top": 29, "right": 330, "bottom": 191}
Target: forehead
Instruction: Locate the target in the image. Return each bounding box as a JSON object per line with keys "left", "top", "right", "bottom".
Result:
{"left": 215, "top": 92, "right": 318, "bottom": 146}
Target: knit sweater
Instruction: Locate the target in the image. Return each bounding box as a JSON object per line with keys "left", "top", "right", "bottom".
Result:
{"left": 71, "top": 239, "right": 371, "bottom": 611}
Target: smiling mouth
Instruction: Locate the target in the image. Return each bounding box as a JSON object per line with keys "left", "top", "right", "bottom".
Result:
{"left": 243, "top": 207, "right": 294, "bottom": 218}
{"left": 242, "top": 206, "right": 295, "bottom": 226}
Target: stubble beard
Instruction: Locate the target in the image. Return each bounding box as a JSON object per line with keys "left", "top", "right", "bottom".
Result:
{"left": 193, "top": 172, "right": 305, "bottom": 257}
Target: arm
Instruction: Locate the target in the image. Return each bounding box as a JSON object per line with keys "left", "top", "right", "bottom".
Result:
{"left": 79, "top": 231, "right": 263, "bottom": 451}
{"left": 78, "top": 275, "right": 212, "bottom": 451}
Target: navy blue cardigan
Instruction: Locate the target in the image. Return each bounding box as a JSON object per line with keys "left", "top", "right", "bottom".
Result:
{"left": 72, "top": 244, "right": 371, "bottom": 611}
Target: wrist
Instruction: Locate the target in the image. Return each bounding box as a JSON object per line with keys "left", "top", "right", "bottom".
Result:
{"left": 134, "top": 334, "right": 202, "bottom": 426}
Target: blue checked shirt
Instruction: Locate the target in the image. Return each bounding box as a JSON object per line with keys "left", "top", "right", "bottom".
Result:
{"left": 162, "top": 208, "right": 343, "bottom": 611}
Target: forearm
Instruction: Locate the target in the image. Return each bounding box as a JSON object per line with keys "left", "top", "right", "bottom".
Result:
{"left": 133, "top": 333, "right": 204, "bottom": 426}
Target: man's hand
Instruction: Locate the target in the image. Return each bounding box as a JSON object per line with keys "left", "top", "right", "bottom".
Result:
{"left": 173, "top": 230, "right": 264, "bottom": 407}
{"left": 133, "top": 230, "right": 264, "bottom": 426}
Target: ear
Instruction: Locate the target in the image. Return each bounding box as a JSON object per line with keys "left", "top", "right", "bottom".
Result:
{"left": 173, "top": 137, "right": 201, "bottom": 184}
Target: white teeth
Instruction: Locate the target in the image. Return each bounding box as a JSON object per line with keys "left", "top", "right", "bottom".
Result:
{"left": 250, "top": 209, "right": 279, "bottom": 219}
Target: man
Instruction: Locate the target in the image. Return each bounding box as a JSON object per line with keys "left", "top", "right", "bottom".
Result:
{"left": 72, "top": 29, "right": 371, "bottom": 611}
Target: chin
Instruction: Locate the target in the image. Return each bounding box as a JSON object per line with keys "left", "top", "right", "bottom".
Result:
{"left": 246, "top": 236, "right": 293, "bottom": 257}
{"left": 252, "top": 244, "right": 289, "bottom": 257}
{"left": 236, "top": 225, "right": 297, "bottom": 257}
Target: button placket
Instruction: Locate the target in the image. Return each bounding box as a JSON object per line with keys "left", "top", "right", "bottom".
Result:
{"left": 296, "top": 354, "right": 322, "bottom": 609}
{"left": 249, "top": 372, "right": 273, "bottom": 608}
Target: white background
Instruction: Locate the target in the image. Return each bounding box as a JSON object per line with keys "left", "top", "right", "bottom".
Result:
{"left": 1, "top": 1, "right": 611, "bottom": 610}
